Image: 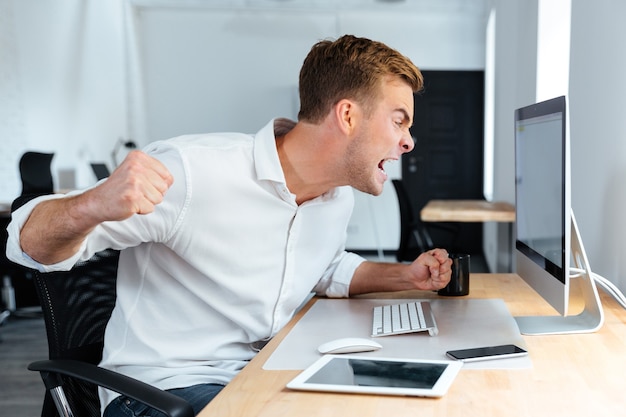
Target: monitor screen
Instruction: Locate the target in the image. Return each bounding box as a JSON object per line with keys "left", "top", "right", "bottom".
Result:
{"left": 90, "top": 163, "right": 110, "bottom": 180}
{"left": 514, "top": 95, "right": 571, "bottom": 316}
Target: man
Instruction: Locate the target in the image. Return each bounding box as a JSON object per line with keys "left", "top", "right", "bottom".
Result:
{"left": 6, "top": 35, "right": 451, "bottom": 416}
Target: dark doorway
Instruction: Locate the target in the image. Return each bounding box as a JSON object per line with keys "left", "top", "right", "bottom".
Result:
{"left": 402, "top": 70, "right": 485, "bottom": 259}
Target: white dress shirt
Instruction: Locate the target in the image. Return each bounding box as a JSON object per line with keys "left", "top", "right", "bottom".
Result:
{"left": 6, "top": 118, "right": 366, "bottom": 412}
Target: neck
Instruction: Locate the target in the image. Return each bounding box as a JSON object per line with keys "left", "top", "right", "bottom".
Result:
{"left": 276, "top": 122, "right": 343, "bottom": 205}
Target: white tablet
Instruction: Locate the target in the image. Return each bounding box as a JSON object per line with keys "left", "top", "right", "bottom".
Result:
{"left": 286, "top": 355, "right": 462, "bottom": 397}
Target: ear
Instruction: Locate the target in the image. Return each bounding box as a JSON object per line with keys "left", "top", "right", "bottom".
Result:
{"left": 334, "top": 99, "right": 358, "bottom": 136}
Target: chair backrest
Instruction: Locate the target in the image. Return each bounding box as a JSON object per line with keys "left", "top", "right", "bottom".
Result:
{"left": 392, "top": 179, "right": 416, "bottom": 230}
{"left": 392, "top": 180, "right": 460, "bottom": 262}
{"left": 392, "top": 179, "right": 434, "bottom": 261}
{"left": 12, "top": 152, "right": 55, "bottom": 212}
{"left": 19, "top": 151, "right": 54, "bottom": 195}
{"left": 33, "top": 249, "right": 120, "bottom": 417}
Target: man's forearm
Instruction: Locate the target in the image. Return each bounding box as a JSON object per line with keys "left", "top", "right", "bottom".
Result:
{"left": 19, "top": 194, "right": 98, "bottom": 265}
{"left": 349, "top": 261, "right": 412, "bottom": 295}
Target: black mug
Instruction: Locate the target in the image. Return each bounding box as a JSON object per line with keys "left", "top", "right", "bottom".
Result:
{"left": 438, "top": 253, "right": 470, "bottom": 296}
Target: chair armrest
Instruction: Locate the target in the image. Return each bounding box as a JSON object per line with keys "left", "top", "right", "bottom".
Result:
{"left": 28, "top": 359, "right": 195, "bottom": 417}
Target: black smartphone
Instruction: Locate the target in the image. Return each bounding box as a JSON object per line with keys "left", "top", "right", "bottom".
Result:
{"left": 446, "top": 344, "right": 528, "bottom": 362}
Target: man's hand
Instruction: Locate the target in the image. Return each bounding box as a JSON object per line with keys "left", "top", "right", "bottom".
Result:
{"left": 85, "top": 150, "right": 174, "bottom": 223}
{"left": 404, "top": 248, "right": 452, "bottom": 291}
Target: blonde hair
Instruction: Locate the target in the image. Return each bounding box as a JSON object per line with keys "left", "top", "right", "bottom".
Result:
{"left": 298, "top": 34, "right": 423, "bottom": 123}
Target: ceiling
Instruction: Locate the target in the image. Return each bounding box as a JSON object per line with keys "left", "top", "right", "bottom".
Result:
{"left": 130, "top": 0, "right": 490, "bottom": 15}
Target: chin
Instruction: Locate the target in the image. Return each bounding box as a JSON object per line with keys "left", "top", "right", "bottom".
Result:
{"left": 354, "top": 181, "right": 384, "bottom": 196}
{"left": 369, "top": 185, "right": 385, "bottom": 196}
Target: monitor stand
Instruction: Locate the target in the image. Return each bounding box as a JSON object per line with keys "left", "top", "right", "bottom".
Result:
{"left": 515, "top": 212, "right": 605, "bottom": 335}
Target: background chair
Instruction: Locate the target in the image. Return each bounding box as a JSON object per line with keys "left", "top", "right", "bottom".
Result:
{"left": 392, "top": 179, "right": 459, "bottom": 262}
{"left": 6, "top": 152, "right": 57, "bottom": 313}
{"left": 12, "top": 151, "right": 55, "bottom": 212}
{"left": 28, "top": 249, "right": 194, "bottom": 417}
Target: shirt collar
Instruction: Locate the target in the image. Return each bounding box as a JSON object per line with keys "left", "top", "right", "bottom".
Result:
{"left": 253, "top": 118, "right": 295, "bottom": 184}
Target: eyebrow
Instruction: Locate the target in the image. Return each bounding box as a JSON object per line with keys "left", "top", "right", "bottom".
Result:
{"left": 397, "top": 108, "right": 413, "bottom": 129}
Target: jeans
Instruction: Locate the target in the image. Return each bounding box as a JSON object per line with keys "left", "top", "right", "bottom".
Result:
{"left": 103, "top": 383, "right": 224, "bottom": 417}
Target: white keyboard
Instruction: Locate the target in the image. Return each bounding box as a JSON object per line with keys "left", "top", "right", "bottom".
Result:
{"left": 371, "top": 301, "right": 439, "bottom": 337}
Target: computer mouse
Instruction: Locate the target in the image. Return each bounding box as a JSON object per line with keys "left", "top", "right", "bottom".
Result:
{"left": 317, "top": 337, "right": 383, "bottom": 354}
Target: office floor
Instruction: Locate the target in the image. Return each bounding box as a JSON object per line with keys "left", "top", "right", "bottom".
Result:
{"left": 0, "top": 311, "right": 47, "bottom": 417}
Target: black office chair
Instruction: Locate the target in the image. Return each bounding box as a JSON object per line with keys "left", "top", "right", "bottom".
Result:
{"left": 12, "top": 151, "right": 55, "bottom": 212}
{"left": 8, "top": 153, "right": 58, "bottom": 312}
{"left": 391, "top": 179, "right": 458, "bottom": 262}
{"left": 28, "top": 249, "right": 194, "bottom": 417}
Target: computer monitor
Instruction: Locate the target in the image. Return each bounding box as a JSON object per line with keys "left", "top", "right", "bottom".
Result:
{"left": 514, "top": 95, "right": 603, "bottom": 335}
{"left": 90, "top": 163, "right": 110, "bottom": 180}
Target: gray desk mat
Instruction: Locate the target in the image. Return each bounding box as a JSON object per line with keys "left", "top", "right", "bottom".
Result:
{"left": 263, "top": 298, "right": 531, "bottom": 370}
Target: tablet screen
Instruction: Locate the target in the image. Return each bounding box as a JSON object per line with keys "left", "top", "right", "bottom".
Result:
{"left": 307, "top": 357, "right": 446, "bottom": 388}
{"left": 287, "top": 355, "right": 462, "bottom": 397}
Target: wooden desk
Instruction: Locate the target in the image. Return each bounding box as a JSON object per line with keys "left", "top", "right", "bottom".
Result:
{"left": 420, "top": 199, "right": 515, "bottom": 223}
{"left": 199, "top": 274, "right": 626, "bottom": 417}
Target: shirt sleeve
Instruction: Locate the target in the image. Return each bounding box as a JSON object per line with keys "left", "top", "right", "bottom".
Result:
{"left": 312, "top": 251, "right": 366, "bottom": 298}
{"left": 5, "top": 142, "right": 189, "bottom": 272}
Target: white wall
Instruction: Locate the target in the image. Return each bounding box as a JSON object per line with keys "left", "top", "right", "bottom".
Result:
{"left": 483, "top": 0, "right": 538, "bottom": 272}
{"left": 135, "top": 7, "right": 487, "bottom": 140}
{"left": 0, "top": 0, "right": 127, "bottom": 196}
{"left": 568, "top": 0, "right": 626, "bottom": 293}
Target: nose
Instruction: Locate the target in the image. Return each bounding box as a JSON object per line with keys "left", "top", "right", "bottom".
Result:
{"left": 400, "top": 133, "right": 415, "bottom": 153}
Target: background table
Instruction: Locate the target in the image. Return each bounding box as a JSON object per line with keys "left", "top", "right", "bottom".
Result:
{"left": 421, "top": 200, "right": 515, "bottom": 272}
{"left": 420, "top": 200, "right": 515, "bottom": 223}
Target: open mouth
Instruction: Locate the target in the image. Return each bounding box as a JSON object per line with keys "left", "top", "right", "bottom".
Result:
{"left": 378, "top": 158, "right": 395, "bottom": 177}
{"left": 378, "top": 159, "right": 386, "bottom": 173}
